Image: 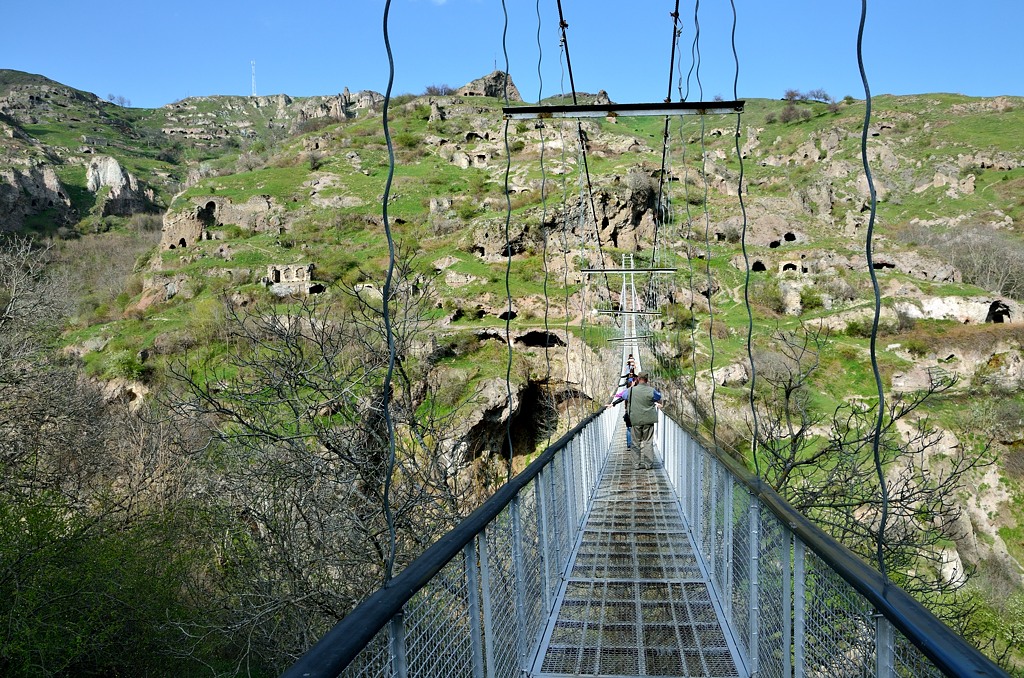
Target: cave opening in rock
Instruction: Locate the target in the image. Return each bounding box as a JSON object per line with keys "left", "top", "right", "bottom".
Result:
{"left": 782, "top": 263, "right": 797, "bottom": 272}
{"left": 751, "top": 261, "right": 766, "bottom": 272}
{"left": 517, "top": 331, "right": 567, "bottom": 348}
{"left": 872, "top": 261, "right": 895, "bottom": 270}
{"left": 986, "top": 300, "right": 1011, "bottom": 323}
{"left": 769, "top": 240, "right": 781, "bottom": 249}
{"left": 501, "top": 381, "right": 561, "bottom": 463}
{"left": 784, "top": 232, "right": 796, "bottom": 242}
{"left": 178, "top": 238, "right": 187, "bottom": 248}
{"left": 198, "top": 201, "right": 217, "bottom": 228}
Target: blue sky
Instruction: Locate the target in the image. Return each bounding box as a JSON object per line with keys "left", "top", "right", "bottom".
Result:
{"left": 3, "top": 1, "right": 1021, "bottom": 109}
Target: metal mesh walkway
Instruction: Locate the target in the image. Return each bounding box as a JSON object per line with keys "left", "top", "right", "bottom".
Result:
{"left": 532, "top": 424, "right": 743, "bottom": 677}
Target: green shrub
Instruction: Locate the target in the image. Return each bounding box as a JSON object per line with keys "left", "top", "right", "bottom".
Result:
{"left": 393, "top": 131, "right": 420, "bottom": 149}
{"left": 845, "top": 318, "right": 873, "bottom": 338}
{"left": 903, "top": 337, "right": 930, "bottom": 358}
{"left": 751, "top": 278, "right": 785, "bottom": 315}
{"left": 456, "top": 201, "right": 481, "bottom": 220}
{"left": 110, "top": 350, "right": 146, "bottom": 380}
{"left": 800, "top": 287, "right": 824, "bottom": 312}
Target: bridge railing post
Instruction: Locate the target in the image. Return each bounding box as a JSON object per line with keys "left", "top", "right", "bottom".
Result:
{"left": 535, "top": 468, "right": 553, "bottom": 617}
{"left": 876, "top": 613, "right": 895, "bottom": 677}
{"left": 510, "top": 497, "right": 528, "bottom": 671}
{"left": 389, "top": 612, "right": 409, "bottom": 678}
{"left": 793, "top": 536, "right": 806, "bottom": 678}
{"left": 477, "top": 532, "right": 496, "bottom": 677}
{"left": 748, "top": 499, "right": 760, "bottom": 677}
{"left": 464, "top": 542, "right": 485, "bottom": 678}
{"left": 724, "top": 470, "right": 734, "bottom": 622}
{"left": 783, "top": 529, "right": 793, "bottom": 678}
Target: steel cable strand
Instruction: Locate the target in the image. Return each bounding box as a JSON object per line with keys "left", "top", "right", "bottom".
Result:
{"left": 701, "top": 122, "right": 720, "bottom": 448}
{"left": 536, "top": 0, "right": 555, "bottom": 447}
{"left": 654, "top": 118, "right": 681, "bottom": 387}
{"left": 678, "top": 119, "right": 701, "bottom": 431}
{"left": 731, "top": 0, "right": 759, "bottom": 478}
{"left": 501, "top": 0, "right": 515, "bottom": 483}
{"left": 692, "top": 0, "right": 721, "bottom": 447}
{"left": 648, "top": 114, "right": 671, "bottom": 311}
{"left": 857, "top": 0, "right": 889, "bottom": 581}
{"left": 676, "top": 3, "right": 703, "bottom": 432}
{"left": 646, "top": 1, "right": 683, "bottom": 310}
{"left": 554, "top": 0, "right": 612, "bottom": 302}
{"left": 575, "top": 165, "right": 596, "bottom": 415}
{"left": 558, "top": 45, "right": 575, "bottom": 427}
{"left": 572, "top": 154, "right": 601, "bottom": 415}
{"left": 379, "top": 0, "right": 400, "bottom": 583}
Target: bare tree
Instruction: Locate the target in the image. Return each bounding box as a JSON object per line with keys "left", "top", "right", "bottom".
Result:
{"left": 751, "top": 324, "right": 994, "bottom": 609}
{"left": 900, "top": 223, "right": 1024, "bottom": 300}
{"left": 0, "top": 235, "right": 216, "bottom": 675}
{"left": 752, "top": 324, "right": 831, "bottom": 490}
{"left": 165, "top": 255, "right": 477, "bottom": 669}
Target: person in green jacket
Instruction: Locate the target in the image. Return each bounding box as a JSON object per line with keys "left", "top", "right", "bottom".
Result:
{"left": 623, "top": 372, "right": 663, "bottom": 470}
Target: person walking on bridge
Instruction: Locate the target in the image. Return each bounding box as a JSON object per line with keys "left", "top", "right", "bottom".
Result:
{"left": 624, "top": 372, "right": 662, "bottom": 470}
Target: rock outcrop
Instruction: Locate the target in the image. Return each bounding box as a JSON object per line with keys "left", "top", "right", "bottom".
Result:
{"left": 86, "top": 155, "right": 154, "bottom": 216}
{"left": 0, "top": 165, "right": 72, "bottom": 231}
{"left": 456, "top": 71, "right": 523, "bottom": 101}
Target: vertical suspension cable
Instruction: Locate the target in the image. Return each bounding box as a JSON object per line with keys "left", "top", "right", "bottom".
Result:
{"left": 536, "top": 0, "right": 555, "bottom": 447}
{"left": 692, "top": 0, "right": 720, "bottom": 447}
{"left": 677, "top": 11, "right": 701, "bottom": 430}
{"left": 857, "top": 0, "right": 889, "bottom": 581}
{"left": 665, "top": 1, "right": 682, "bottom": 104}
{"left": 731, "top": 0, "right": 759, "bottom": 478}
{"left": 647, "top": 1, "right": 684, "bottom": 312}
{"left": 501, "top": 0, "right": 515, "bottom": 482}
{"left": 679, "top": 118, "right": 700, "bottom": 430}
{"left": 557, "top": 44, "right": 575, "bottom": 427}
{"left": 379, "top": 0, "right": 400, "bottom": 584}
{"left": 554, "top": 0, "right": 612, "bottom": 301}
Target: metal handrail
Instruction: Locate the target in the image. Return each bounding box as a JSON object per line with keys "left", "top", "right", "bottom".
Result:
{"left": 281, "top": 410, "right": 603, "bottom": 678}
{"left": 661, "top": 412, "right": 1007, "bottom": 678}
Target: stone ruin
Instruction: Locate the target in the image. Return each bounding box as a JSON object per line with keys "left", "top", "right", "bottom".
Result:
{"left": 264, "top": 263, "right": 323, "bottom": 296}
{"left": 160, "top": 195, "right": 284, "bottom": 250}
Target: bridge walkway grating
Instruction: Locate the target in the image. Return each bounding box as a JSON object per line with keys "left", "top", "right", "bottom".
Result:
{"left": 531, "top": 422, "right": 744, "bottom": 678}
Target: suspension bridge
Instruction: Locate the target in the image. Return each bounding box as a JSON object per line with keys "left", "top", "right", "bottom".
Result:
{"left": 282, "top": 1, "right": 1009, "bottom": 675}
{"left": 282, "top": 269, "right": 1005, "bottom": 677}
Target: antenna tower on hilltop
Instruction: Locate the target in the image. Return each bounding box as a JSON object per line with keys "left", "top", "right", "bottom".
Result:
{"left": 251, "top": 60, "right": 257, "bottom": 97}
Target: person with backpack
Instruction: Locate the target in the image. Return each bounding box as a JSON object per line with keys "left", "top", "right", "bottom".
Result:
{"left": 621, "top": 372, "right": 662, "bottom": 470}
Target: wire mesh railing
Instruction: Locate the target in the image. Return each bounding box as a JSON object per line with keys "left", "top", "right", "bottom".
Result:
{"left": 282, "top": 409, "right": 616, "bottom": 678}
{"left": 656, "top": 412, "right": 1007, "bottom": 678}
{"left": 284, "top": 403, "right": 1004, "bottom": 678}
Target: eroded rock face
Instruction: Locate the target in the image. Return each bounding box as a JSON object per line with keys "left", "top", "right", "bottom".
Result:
{"left": 0, "top": 165, "right": 73, "bottom": 231}
{"left": 436, "top": 328, "right": 614, "bottom": 466}
{"left": 86, "top": 155, "right": 153, "bottom": 216}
